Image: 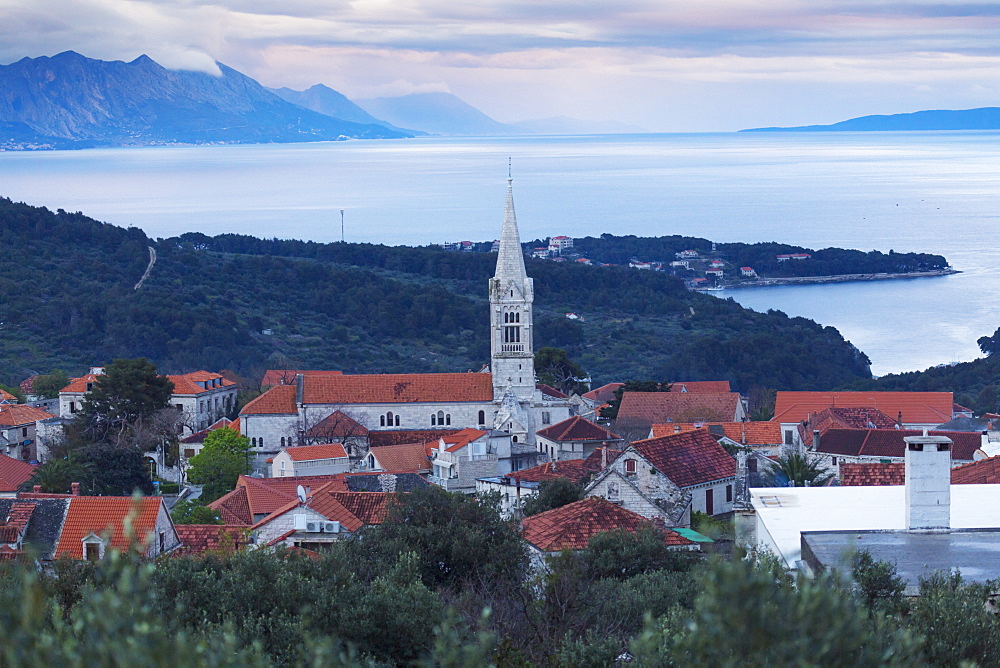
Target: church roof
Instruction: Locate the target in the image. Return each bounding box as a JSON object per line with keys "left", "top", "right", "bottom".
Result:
{"left": 618, "top": 392, "right": 742, "bottom": 424}
{"left": 301, "top": 373, "right": 494, "bottom": 405}
{"left": 241, "top": 385, "right": 297, "bottom": 415}
{"left": 494, "top": 175, "right": 528, "bottom": 284}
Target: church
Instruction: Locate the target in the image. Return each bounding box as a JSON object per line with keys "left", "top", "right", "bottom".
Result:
{"left": 239, "top": 174, "right": 575, "bottom": 473}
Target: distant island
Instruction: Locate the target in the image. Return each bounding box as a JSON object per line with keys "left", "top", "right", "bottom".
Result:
{"left": 741, "top": 107, "right": 1000, "bottom": 132}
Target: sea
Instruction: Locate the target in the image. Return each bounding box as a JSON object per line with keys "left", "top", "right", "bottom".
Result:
{"left": 1, "top": 132, "right": 997, "bottom": 377}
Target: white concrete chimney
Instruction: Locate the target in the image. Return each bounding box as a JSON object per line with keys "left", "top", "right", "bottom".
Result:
{"left": 904, "top": 434, "right": 952, "bottom": 531}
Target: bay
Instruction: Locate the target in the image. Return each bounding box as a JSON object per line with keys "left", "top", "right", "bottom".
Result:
{"left": 1, "top": 132, "right": 997, "bottom": 377}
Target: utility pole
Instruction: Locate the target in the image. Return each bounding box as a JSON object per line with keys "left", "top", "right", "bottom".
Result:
{"left": 340, "top": 209, "right": 345, "bottom": 243}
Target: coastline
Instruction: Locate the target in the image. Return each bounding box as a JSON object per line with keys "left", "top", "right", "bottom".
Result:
{"left": 699, "top": 268, "right": 960, "bottom": 291}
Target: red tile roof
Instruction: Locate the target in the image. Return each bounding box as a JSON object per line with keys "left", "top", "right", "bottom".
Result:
{"left": 282, "top": 443, "right": 349, "bottom": 462}
{"left": 521, "top": 497, "right": 693, "bottom": 552}
{"left": 0, "top": 404, "right": 55, "bottom": 426}
{"left": 0, "top": 389, "right": 17, "bottom": 402}
{"left": 307, "top": 491, "right": 396, "bottom": 531}
{"left": 669, "top": 381, "right": 732, "bottom": 393}
{"left": 0, "top": 454, "right": 36, "bottom": 493}
{"left": 651, "top": 421, "right": 782, "bottom": 446}
{"left": 804, "top": 407, "right": 900, "bottom": 434}
{"left": 55, "top": 496, "right": 164, "bottom": 558}
{"left": 301, "top": 372, "right": 494, "bottom": 404}
{"left": 208, "top": 474, "right": 353, "bottom": 525}
{"left": 816, "top": 429, "right": 981, "bottom": 460}
{"left": 369, "top": 429, "right": 461, "bottom": 447}
{"left": 773, "top": 391, "right": 954, "bottom": 425}
{"left": 59, "top": 373, "right": 103, "bottom": 394}
{"left": 631, "top": 430, "right": 737, "bottom": 488}
{"left": 19, "top": 376, "right": 38, "bottom": 395}
{"left": 262, "top": 369, "right": 343, "bottom": 386}
{"left": 509, "top": 460, "right": 594, "bottom": 484}
{"left": 840, "top": 462, "right": 906, "bottom": 486}
{"left": 425, "top": 428, "right": 488, "bottom": 454}
{"left": 951, "top": 457, "right": 1000, "bottom": 484}
{"left": 618, "top": 392, "right": 742, "bottom": 425}
{"left": 167, "top": 372, "right": 236, "bottom": 396}
{"left": 536, "top": 383, "right": 569, "bottom": 399}
{"left": 208, "top": 487, "right": 253, "bottom": 525}
{"left": 582, "top": 382, "right": 624, "bottom": 404}
{"left": 537, "top": 416, "right": 621, "bottom": 443}
{"left": 174, "top": 524, "right": 249, "bottom": 555}
{"left": 241, "top": 385, "right": 298, "bottom": 415}
{"left": 305, "top": 410, "right": 370, "bottom": 439}
{"left": 369, "top": 443, "right": 431, "bottom": 472}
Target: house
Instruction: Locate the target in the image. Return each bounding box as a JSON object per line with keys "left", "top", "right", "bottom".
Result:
{"left": 588, "top": 430, "right": 735, "bottom": 520}
{"left": 179, "top": 417, "right": 241, "bottom": 460}
{"left": 676, "top": 250, "right": 699, "bottom": 259}
{"left": 651, "top": 421, "right": 783, "bottom": 456}
{"left": 776, "top": 253, "right": 811, "bottom": 261}
{"left": 745, "top": 434, "right": 1000, "bottom": 590}
{"left": 740, "top": 267, "right": 756, "bottom": 277}
{"left": 476, "top": 446, "right": 620, "bottom": 517}
{"left": 270, "top": 443, "right": 350, "bottom": 478}
{"left": 521, "top": 497, "right": 699, "bottom": 564}
{"left": 772, "top": 391, "right": 954, "bottom": 448}
{"left": 840, "top": 456, "right": 1000, "bottom": 486}
{"left": 616, "top": 391, "right": 747, "bottom": 438}
{"left": 532, "top": 248, "right": 550, "bottom": 259}
{"left": 428, "top": 428, "right": 517, "bottom": 493}
{"left": 0, "top": 454, "right": 36, "bottom": 498}
{"left": 0, "top": 404, "right": 56, "bottom": 462}
{"left": 250, "top": 489, "right": 396, "bottom": 550}
{"left": 535, "top": 416, "right": 623, "bottom": 462}
{"left": 548, "top": 236, "right": 573, "bottom": 253}
{"left": 668, "top": 381, "right": 732, "bottom": 393}
{"left": 705, "top": 269, "right": 723, "bottom": 277}
{"left": 358, "top": 442, "right": 431, "bottom": 474}
{"left": 173, "top": 524, "right": 249, "bottom": 556}
{"left": 807, "top": 428, "right": 982, "bottom": 476}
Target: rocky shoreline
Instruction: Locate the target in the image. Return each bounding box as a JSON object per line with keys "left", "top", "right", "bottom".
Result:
{"left": 704, "top": 268, "right": 960, "bottom": 290}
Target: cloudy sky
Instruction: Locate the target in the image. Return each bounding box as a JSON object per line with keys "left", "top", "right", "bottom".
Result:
{"left": 3, "top": 0, "right": 1000, "bottom": 131}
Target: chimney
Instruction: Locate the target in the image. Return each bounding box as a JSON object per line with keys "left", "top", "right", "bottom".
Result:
{"left": 33, "top": 485, "right": 41, "bottom": 493}
{"left": 812, "top": 430, "right": 820, "bottom": 451}
{"left": 904, "top": 434, "right": 952, "bottom": 531}
{"left": 601, "top": 446, "right": 608, "bottom": 470}
{"left": 71, "top": 482, "right": 80, "bottom": 496}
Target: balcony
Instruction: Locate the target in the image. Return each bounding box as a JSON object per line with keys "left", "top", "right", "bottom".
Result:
{"left": 500, "top": 344, "right": 525, "bottom": 353}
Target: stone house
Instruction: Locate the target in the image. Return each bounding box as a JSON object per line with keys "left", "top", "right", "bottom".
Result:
{"left": 0, "top": 404, "right": 56, "bottom": 462}
{"left": 429, "top": 428, "right": 512, "bottom": 493}
{"left": 535, "top": 415, "right": 623, "bottom": 462}
{"left": 616, "top": 391, "right": 747, "bottom": 441}
{"left": 270, "top": 442, "right": 350, "bottom": 478}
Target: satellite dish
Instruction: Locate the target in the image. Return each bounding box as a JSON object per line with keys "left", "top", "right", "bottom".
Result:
{"left": 296, "top": 485, "right": 307, "bottom": 504}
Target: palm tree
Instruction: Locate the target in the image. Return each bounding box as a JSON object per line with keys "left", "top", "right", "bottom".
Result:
{"left": 763, "top": 452, "right": 833, "bottom": 487}
{"left": 27, "top": 454, "right": 95, "bottom": 494}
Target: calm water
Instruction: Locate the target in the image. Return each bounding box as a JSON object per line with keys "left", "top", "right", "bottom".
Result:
{"left": 1, "top": 132, "right": 997, "bottom": 376}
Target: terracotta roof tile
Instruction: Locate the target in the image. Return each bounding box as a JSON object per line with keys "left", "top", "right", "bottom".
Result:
{"left": 282, "top": 443, "right": 348, "bottom": 462}
{"left": 0, "top": 404, "right": 55, "bottom": 427}
{"left": 262, "top": 370, "right": 343, "bottom": 386}
{"left": 816, "top": 429, "right": 981, "bottom": 460}
{"left": 582, "top": 382, "right": 624, "bottom": 403}
{"left": 536, "top": 383, "right": 569, "bottom": 399}
{"left": 840, "top": 462, "right": 906, "bottom": 486}
{"left": 241, "top": 385, "right": 297, "bottom": 415}
{"left": 773, "top": 391, "right": 953, "bottom": 425}
{"left": 651, "top": 421, "right": 782, "bottom": 446}
{"left": 369, "top": 429, "right": 460, "bottom": 447}
{"left": 305, "top": 410, "right": 369, "bottom": 439}
{"left": 618, "top": 392, "right": 742, "bottom": 424}
{"left": 631, "top": 430, "right": 737, "bottom": 488}
{"left": 669, "top": 381, "right": 732, "bottom": 393}
{"left": 174, "top": 524, "right": 249, "bottom": 556}
{"left": 537, "top": 416, "right": 621, "bottom": 443}
{"left": 368, "top": 443, "right": 431, "bottom": 472}
{"left": 207, "top": 487, "right": 253, "bottom": 526}
{"left": 308, "top": 491, "right": 396, "bottom": 531}
{"left": 951, "top": 457, "right": 1000, "bottom": 484}
{"left": 425, "top": 428, "right": 488, "bottom": 454}
{"left": 509, "top": 460, "right": 594, "bottom": 484}
{"left": 19, "top": 376, "right": 38, "bottom": 395}
{"left": 167, "top": 372, "right": 235, "bottom": 396}
{"left": 521, "top": 497, "right": 693, "bottom": 551}
{"left": 59, "top": 373, "right": 102, "bottom": 394}
{"left": 0, "top": 454, "right": 36, "bottom": 493}
{"left": 302, "top": 373, "right": 494, "bottom": 404}
{"left": 55, "top": 496, "right": 163, "bottom": 558}
{"left": 0, "top": 389, "right": 17, "bottom": 402}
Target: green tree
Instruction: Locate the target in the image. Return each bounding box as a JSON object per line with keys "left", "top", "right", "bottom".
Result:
{"left": 535, "top": 346, "right": 588, "bottom": 395}
{"left": 910, "top": 571, "right": 1000, "bottom": 666}
{"left": 32, "top": 369, "right": 71, "bottom": 399}
{"left": 170, "top": 499, "right": 223, "bottom": 525}
{"left": 851, "top": 550, "right": 908, "bottom": 617}
{"left": 77, "top": 444, "right": 155, "bottom": 496}
{"left": 521, "top": 477, "right": 585, "bottom": 517}
{"left": 0, "top": 383, "right": 25, "bottom": 403}
{"left": 26, "top": 453, "right": 95, "bottom": 493}
{"left": 187, "top": 431, "right": 251, "bottom": 503}
{"left": 370, "top": 486, "right": 528, "bottom": 589}
{"left": 582, "top": 524, "right": 702, "bottom": 581}
{"left": 977, "top": 326, "right": 1000, "bottom": 356}
{"left": 78, "top": 358, "right": 174, "bottom": 444}
{"left": 763, "top": 452, "right": 834, "bottom": 487}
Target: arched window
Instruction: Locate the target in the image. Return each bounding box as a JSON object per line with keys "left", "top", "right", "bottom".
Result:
{"left": 251, "top": 437, "right": 257, "bottom": 447}
{"left": 385, "top": 411, "right": 398, "bottom": 427}
{"left": 514, "top": 312, "right": 520, "bottom": 323}
{"left": 512, "top": 435, "right": 518, "bottom": 443}
{"left": 431, "top": 414, "right": 437, "bottom": 426}
{"left": 445, "top": 414, "right": 451, "bottom": 426}
{"left": 395, "top": 414, "right": 400, "bottom": 426}
{"left": 503, "top": 312, "right": 509, "bottom": 323}
{"left": 259, "top": 438, "right": 264, "bottom": 448}
{"left": 478, "top": 410, "right": 485, "bottom": 425}
{"left": 280, "top": 437, "right": 285, "bottom": 448}
{"left": 380, "top": 415, "right": 386, "bottom": 427}
{"left": 437, "top": 410, "right": 444, "bottom": 424}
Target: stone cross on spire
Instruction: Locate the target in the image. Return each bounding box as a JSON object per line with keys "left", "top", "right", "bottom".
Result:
{"left": 495, "top": 162, "right": 527, "bottom": 283}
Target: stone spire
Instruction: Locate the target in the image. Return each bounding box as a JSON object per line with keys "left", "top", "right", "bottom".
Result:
{"left": 495, "top": 174, "right": 528, "bottom": 283}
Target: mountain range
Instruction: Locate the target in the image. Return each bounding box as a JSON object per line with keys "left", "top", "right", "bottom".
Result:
{"left": 742, "top": 107, "right": 1000, "bottom": 132}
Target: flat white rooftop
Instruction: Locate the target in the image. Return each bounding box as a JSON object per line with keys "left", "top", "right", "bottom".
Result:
{"left": 750, "top": 484, "right": 1000, "bottom": 569}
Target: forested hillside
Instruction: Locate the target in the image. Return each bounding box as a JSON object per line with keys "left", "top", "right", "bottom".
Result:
{"left": 0, "top": 197, "right": 872, "bottom": 391}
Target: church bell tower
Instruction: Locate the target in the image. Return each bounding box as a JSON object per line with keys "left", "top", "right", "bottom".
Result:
{"left": 490, "top": 169, "right": 535, "bottom": 404}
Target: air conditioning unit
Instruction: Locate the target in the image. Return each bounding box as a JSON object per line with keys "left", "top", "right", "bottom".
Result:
{"left": 305, "top": 520, "right": 321, "bottom": 533}
{"left": 322, "top": 521, "right": 340, "bottom": 533}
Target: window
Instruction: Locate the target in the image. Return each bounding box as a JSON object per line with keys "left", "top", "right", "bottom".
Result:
{"left": 478, "top": 410, "right": 486, "bottom": 426}
{"left": 70, "top": 402, "right": 77, "bottom": 413}
{"left": 431, "top": 414, "right": 437, "bottom": 426}
{"left": 176, "top": 404, "right": 183, "bottom": 411}
{"left": 503, "top": 326, "right": 521, "bottom": 343}
{"left": 705, "top": 489, "right": 714, "bottom": 515}
{"left": 184, "top": 449, "right": 195, "bottom": 459}
{"left": 259, "top": 438, "right": 264, "bottom": 448}
{"left": 512, "top": 435, "right": 518, "bottom": 443}
{"left": 383, "top": 411, "right": 398, "bottom": 427}
{"left": 251, "top": 437, "right": 257, "bottom": 447}
{"left": 541, "top": 412, "right": 550, "bottom": 425}
{"left": 380, "top": 415, "right": 386, "bottom": 427}
{"left": 784, "top": 430, "right": 793, "bottom": 445}
{"left": 748, "top": 458, "right": 757, "bottom": 473}
{"left": 726, "top": 485, "right": 733, "bottom": 502}
{"left": 85, "top": 542, "right": 100, "bottom": 562}
{"left": 159, "top": 531, "right": 165, "bottom": 554}
{"left": 832, "top": 457, "right": 838, "bottom": 466}
{"left": 22, "top": 427, "right": 28, "bottom": 438}
{"left": 624, "top": 459, "right": 637, "bottom": 474}
{"left": 445, "top": 414, "right": 451, "bottom": 426}
{"left": 280, "top": 437, "right": 286, "bottom": 447}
